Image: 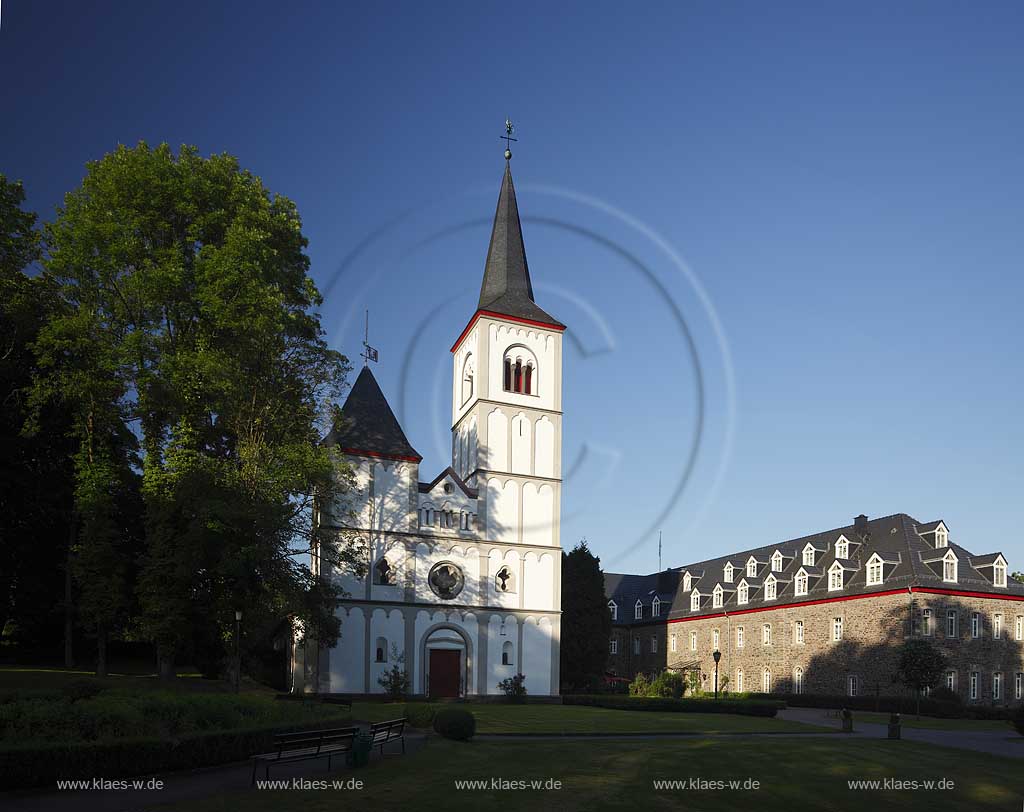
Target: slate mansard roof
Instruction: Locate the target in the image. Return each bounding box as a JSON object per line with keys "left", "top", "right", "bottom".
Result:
{"left": 606, "top": 513, "right": 1023, "bottom": 626}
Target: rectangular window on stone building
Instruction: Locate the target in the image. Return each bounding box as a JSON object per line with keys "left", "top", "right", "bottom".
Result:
{"left": 670, "top": 633, "right": 677, "bottom": 653}
{"left": 993, "top": 672, "right": 1002, "bottom": 700}
{"left": 993, "top": 613, "right": 1003, "bottom": 639}
{"left": 832, "top": 617, "right": 843, "bottom": 641}
{"left": 946, "top": 610, "right": 958, "bottom": 638}
{"left": 690, "top": 631, "right": 697, "bottom": 651}
{"left": 970, "top": 671, "right": 979, "bottom": 701}
{"left": 971, "top": 612, "right": 981, "bottom": 639}
{"left": 922, "top": 608, "right": 933, "bottom": 636}
{"left": 762, "top": 624, "right": 771, "bottom": 645}
{"left": 713, "top": 629, "right": 720, "bottom": 649}
{"left": 633, "top": 637, "right": 640, "bottom": 655}
{"left": 795, "top": 620, "right": 804, "bottom": 644}
{"left": 945, "top": 670, "right": 956, "bottom": 692}
{"left": 848, "top": 675, "right": 858, "bottom": 697}
{"left": 609, "top": 638, "right": 617, "bottom": 655}
{"left": 1016, "top": 616, "right": 1024, "bottom": 641}
{"left": 1016, "top": 672, "right": 1023, "bottom": 701}
{"left": 736, "top": 626, "right": 745, "bottom": 648}
{"left": 650, "top": 636, "right": 657, "bottom": 654}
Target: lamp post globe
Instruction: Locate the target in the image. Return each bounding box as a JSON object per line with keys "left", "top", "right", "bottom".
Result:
{"left": 712, "top": 649, "right": 722, "bottom": 699}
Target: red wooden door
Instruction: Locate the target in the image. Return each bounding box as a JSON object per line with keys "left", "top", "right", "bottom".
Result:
{"left": 428, "top": 649, "right": 461, "bottom": 698}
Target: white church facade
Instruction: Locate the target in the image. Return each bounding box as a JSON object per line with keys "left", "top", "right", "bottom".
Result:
{"left": 308, "top": 158, "right": 564, "bottom": 697}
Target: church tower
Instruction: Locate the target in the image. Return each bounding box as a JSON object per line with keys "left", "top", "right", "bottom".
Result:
{"left": 450, "top": 158, "right": 565, "bottom": 551}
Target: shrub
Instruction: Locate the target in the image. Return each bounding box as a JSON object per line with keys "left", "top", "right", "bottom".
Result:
{"left": 628, "top": 673, "right": 651, "bottom": 697}
{"left": 497, "top": 673, "right": 528, "bottom": 703}
{"left": 432, "top": 707, "right": 476, "bottom": 741}
{"left": 377, "top": 646, "right": 411, "bottom": 699}
{"left": 648, "top": 670, "right": 685, "bottom": 699}
{"left": 403, "top": 703, "right": 436, "bottom": 728}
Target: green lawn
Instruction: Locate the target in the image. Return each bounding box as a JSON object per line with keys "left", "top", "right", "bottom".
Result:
{"left": 154, "top": 737, "right": 1024, "bottom": 812}
{"left": 0, "top": 665, "right": 270, "bottom": 695}
{"left": 349, "top": 702, "right": 831, "bottom": 734}
{"left": 852, "top": 711, "right": 1015, "bottom": 732}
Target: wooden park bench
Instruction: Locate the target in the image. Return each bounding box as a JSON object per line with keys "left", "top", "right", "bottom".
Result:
{"left": 369, "top": 717, "right": 407, "bottom": 755}
{"left": 251, "top": 726, "right": 359, "bottom": 784}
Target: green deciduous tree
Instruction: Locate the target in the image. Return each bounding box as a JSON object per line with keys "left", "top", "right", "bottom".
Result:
{"left": 896, "top": 638, "right": 947, "bottom": 717}
{"left": 560, "top": 540, "right": 613, "bottom": 692}
{"left": 36, "top": 142, "right": 360, "bottom": 680}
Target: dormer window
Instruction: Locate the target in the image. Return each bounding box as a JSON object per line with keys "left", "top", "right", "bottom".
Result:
{"left": 712, "top": 584, "right": 723, "bottom": 608}
{"left": 828, "top": 562, "right": 843, "bottom": 591}
{"left": 746, "top": 558, "right": 757, "bottom": 577}
{"left": 802, "top": 545, "right": 816, "bottom": 566}
{"left": 723, "top": 563, "right": 734, "bottom": 582}
{"left": 943, "top": 551, "right": 957, "bottom": 583}
{"left": 634, "top": 599, "right": 643, "bottom": 620}
{"left": 866, "top": 554, "right": 884, "bottom": 586}
{"left": 608, "top": 600, "right": 617, "bottom": 621}
{"left": 835, "top": 536, "right": 849, "bottom": 560}
{"left": 691, "top": 590, "right": 701, "bottom": 611}
{"left": 652, "top": 597, "right": 661, "bottom": 617}
{"left": 994, "top": 557, "right": 1007, "bottom": 588}
{"left": 935, "top": 526, "right": 948, "bottom": 548}
{"left": 771, "top": 551, "right": 783, "bottom": 572}
{"left": 738, "top": 581, "right": 749, "bottom": 605}
{"left": 795, "top": 570, "right": 808, "bottom": 596}
{"left": 764, "top": 576, "right": 777, "bottom": 601}
{"left": 682, "top": 573, "right": 691, "bottom": 593}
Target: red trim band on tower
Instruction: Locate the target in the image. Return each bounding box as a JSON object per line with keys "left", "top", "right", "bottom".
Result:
{"left": 450, "top": 309, "right": 565, "bottom": 353}
{"left": 340, "top": 447, "right": 423, "bottom": 463}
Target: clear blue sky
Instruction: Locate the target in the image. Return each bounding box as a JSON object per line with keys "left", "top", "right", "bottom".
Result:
{"left": 3, "top": 2, "right": 1023, "bottom": 575}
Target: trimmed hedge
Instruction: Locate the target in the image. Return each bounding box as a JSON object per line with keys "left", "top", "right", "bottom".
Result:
{"left": 751, "top": 692, "right": 1016, "bottom": 721}
{"left": 0, "top": 717, "right": 347, "bottom": 790}
{"left": 561, "top": 695, "right": 781, "bottom": 717}
{"left": 1013, "top": 705, "right": 1024, "bottom": 736}
{"left": 432, "top": 707, "right": 476, "bottom": 740}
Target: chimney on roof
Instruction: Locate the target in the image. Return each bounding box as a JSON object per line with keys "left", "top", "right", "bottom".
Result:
{"left": 854, "top": 514, "right": 869, "bottom": 538}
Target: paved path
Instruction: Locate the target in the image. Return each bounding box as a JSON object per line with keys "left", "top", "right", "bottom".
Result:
{"left": 777, "top": 707, "right": 1024, "bottom": 759}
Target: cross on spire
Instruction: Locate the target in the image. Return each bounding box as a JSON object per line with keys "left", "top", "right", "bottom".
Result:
{"left": 501, "top": 118, "right": 517, "bottom": 160}
{"left": 361, "top": 308, "right": 378, "bottom": 367}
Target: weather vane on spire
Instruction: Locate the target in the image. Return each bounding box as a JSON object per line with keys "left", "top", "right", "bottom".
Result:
{"left": 361, "top": 309, "right": 378, "bottom": 367}
{"left": 501, "top": 118, "right": 517, "bottom": 160}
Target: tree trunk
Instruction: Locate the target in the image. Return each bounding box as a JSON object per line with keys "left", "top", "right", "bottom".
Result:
{"left": 96, "top": 626, "right": 107, "bottom": 678}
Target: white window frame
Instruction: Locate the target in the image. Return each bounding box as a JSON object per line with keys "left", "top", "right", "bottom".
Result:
{"left": 795, "top": 570, "right": 808, "bottom": 596}
{"left": 635, "top": 600, "right": 643, "bottom": 620}
{"left": 736, "top": 669, "right": 744, "bottom": 692}
{"left": 828, "top": 563, "right": 843, "bottom": 591}
{"left": 723, "top": 563, "right": 734, "bottom": 583}
{"left": 866, "top": 554, "right": 883, "bottom": 586}
{"left": 942, "top": 551, "right": 957, "bottom": 583}
{"left": 994, "top": 613, "right": 1003, "bottom": 639}
{"left": 833, "top": 616, "right": 843, "bottom": 641}
{"left": 1016, "top": 615, "right": 1023, "bottom": 641}
{"left": 795, "top": 619, "right": 804, "bottom": 644}
{"left": 771, "top": 551, "right": 783, "bottom": 572}
{"left": 993, "top": 671, "right": 1002, "bottom": 700}
{"left": 746, "top": 558, "right": 757, "bottom": 578}
{"left": 793, "top": 667, "right": 804, "bottom": 694}
{"left": 650, "top": 636, "right": 657, "bottom": 654}
{"left": 764, "top": 576, "right": 777, "bottom": 601}
{"left": 971, "top": 612, "right": 981, "bottom": 639}
{"left": 669, "top": 633, "right": 677, "bottom": 653}
{"left": 802, "top": 545, "right": 816, "bottom": 566}
{"left": 712, "top": 584, "right": 723, "bottom": 608}
{"left": 737, "top": 581, "right": 749, "bottom": 605}
{"left": 947, "top": 609, "right": 958, "bottom": 638}
{"left": 848, "top": 674, "right": 858, "bottom": 697}
{"left": 835, "top": 536, "right": 849, "bottom": 560}
{"left": 652, "top": 597, "right": 661, "bottom": 618}
{"left": 969, "top": 671, "right": 978, "bottom": 701}
{"left": 633, "top": 636, "right": 640, "bottom": 655}
{"left": 736, "top": 626, "right": 744, "bottom": 648}
{"left": 691, "top": 590, "right": 701, "bottom": 612}
{"left": 608, "top": 600, "right": 617, "bottom": 621}
{"left": 922, "top": 608, "right": 933, "bottom": 637}
{"left": 1016, "top": 672, "right": 1023, "bottom": 701}
{"left": 762, "top": 667, "right": 772, "bottom": 693}
{"left": 609, "top": 638, "right": 618, "bottom": 655}
{"left": 690, "top": 631, "right": 697, "bottom": 652}
{"left": 682, "top": 573, "right": 691, "bottom": 592}
{"left": 945, "top": 670, "right": 956, "bottom": 692}
{"left": 713, "top": 628, "right": 720, "bottom": 649}
{"left": 935, "top": 526, "right": 948, "bottom": 547}
{"left": 762, "top": 623, "right": 771, "bottom": 646}
{"left": 993, "top": 558, "right": 1007, "bottom": 587}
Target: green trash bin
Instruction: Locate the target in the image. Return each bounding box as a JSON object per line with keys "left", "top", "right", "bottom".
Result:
{"left": 350, "top": 733, "right": 372, "bottom": 768}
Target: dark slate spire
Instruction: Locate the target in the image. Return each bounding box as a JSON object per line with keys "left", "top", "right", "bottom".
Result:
{"left": 324, "top": 366, "right": 421, "bottom": 461}
{"left": 477, "top": 162, "right": 563, "bottom": 327}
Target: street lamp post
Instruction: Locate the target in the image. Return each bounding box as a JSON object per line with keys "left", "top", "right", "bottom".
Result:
{"left": 713, "top": 649, "right": 722, "bottom": 700}
{"left": 234, "top": 610, "right": 242, "bottom": 693}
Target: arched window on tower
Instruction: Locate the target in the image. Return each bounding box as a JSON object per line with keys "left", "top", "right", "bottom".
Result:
{"left": 374, "top": 558, "right": 395, "bottom": 586}
{"left": 524, "top": 363, "right": 533, "bottom": 395}
{"left": 502, "top": 641, "right": 514, "bottom": 666}
{"left": 502, "top": 347, "right": 539, "bottom": 395}
{"left": 514, "top": 359, "right": 522, "bottom": 392}
{"left": 503, "top": 358, "right": 512, "bottom": 391}
{"left": 375, "top": 637, "right": 388, "bottom": 663}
